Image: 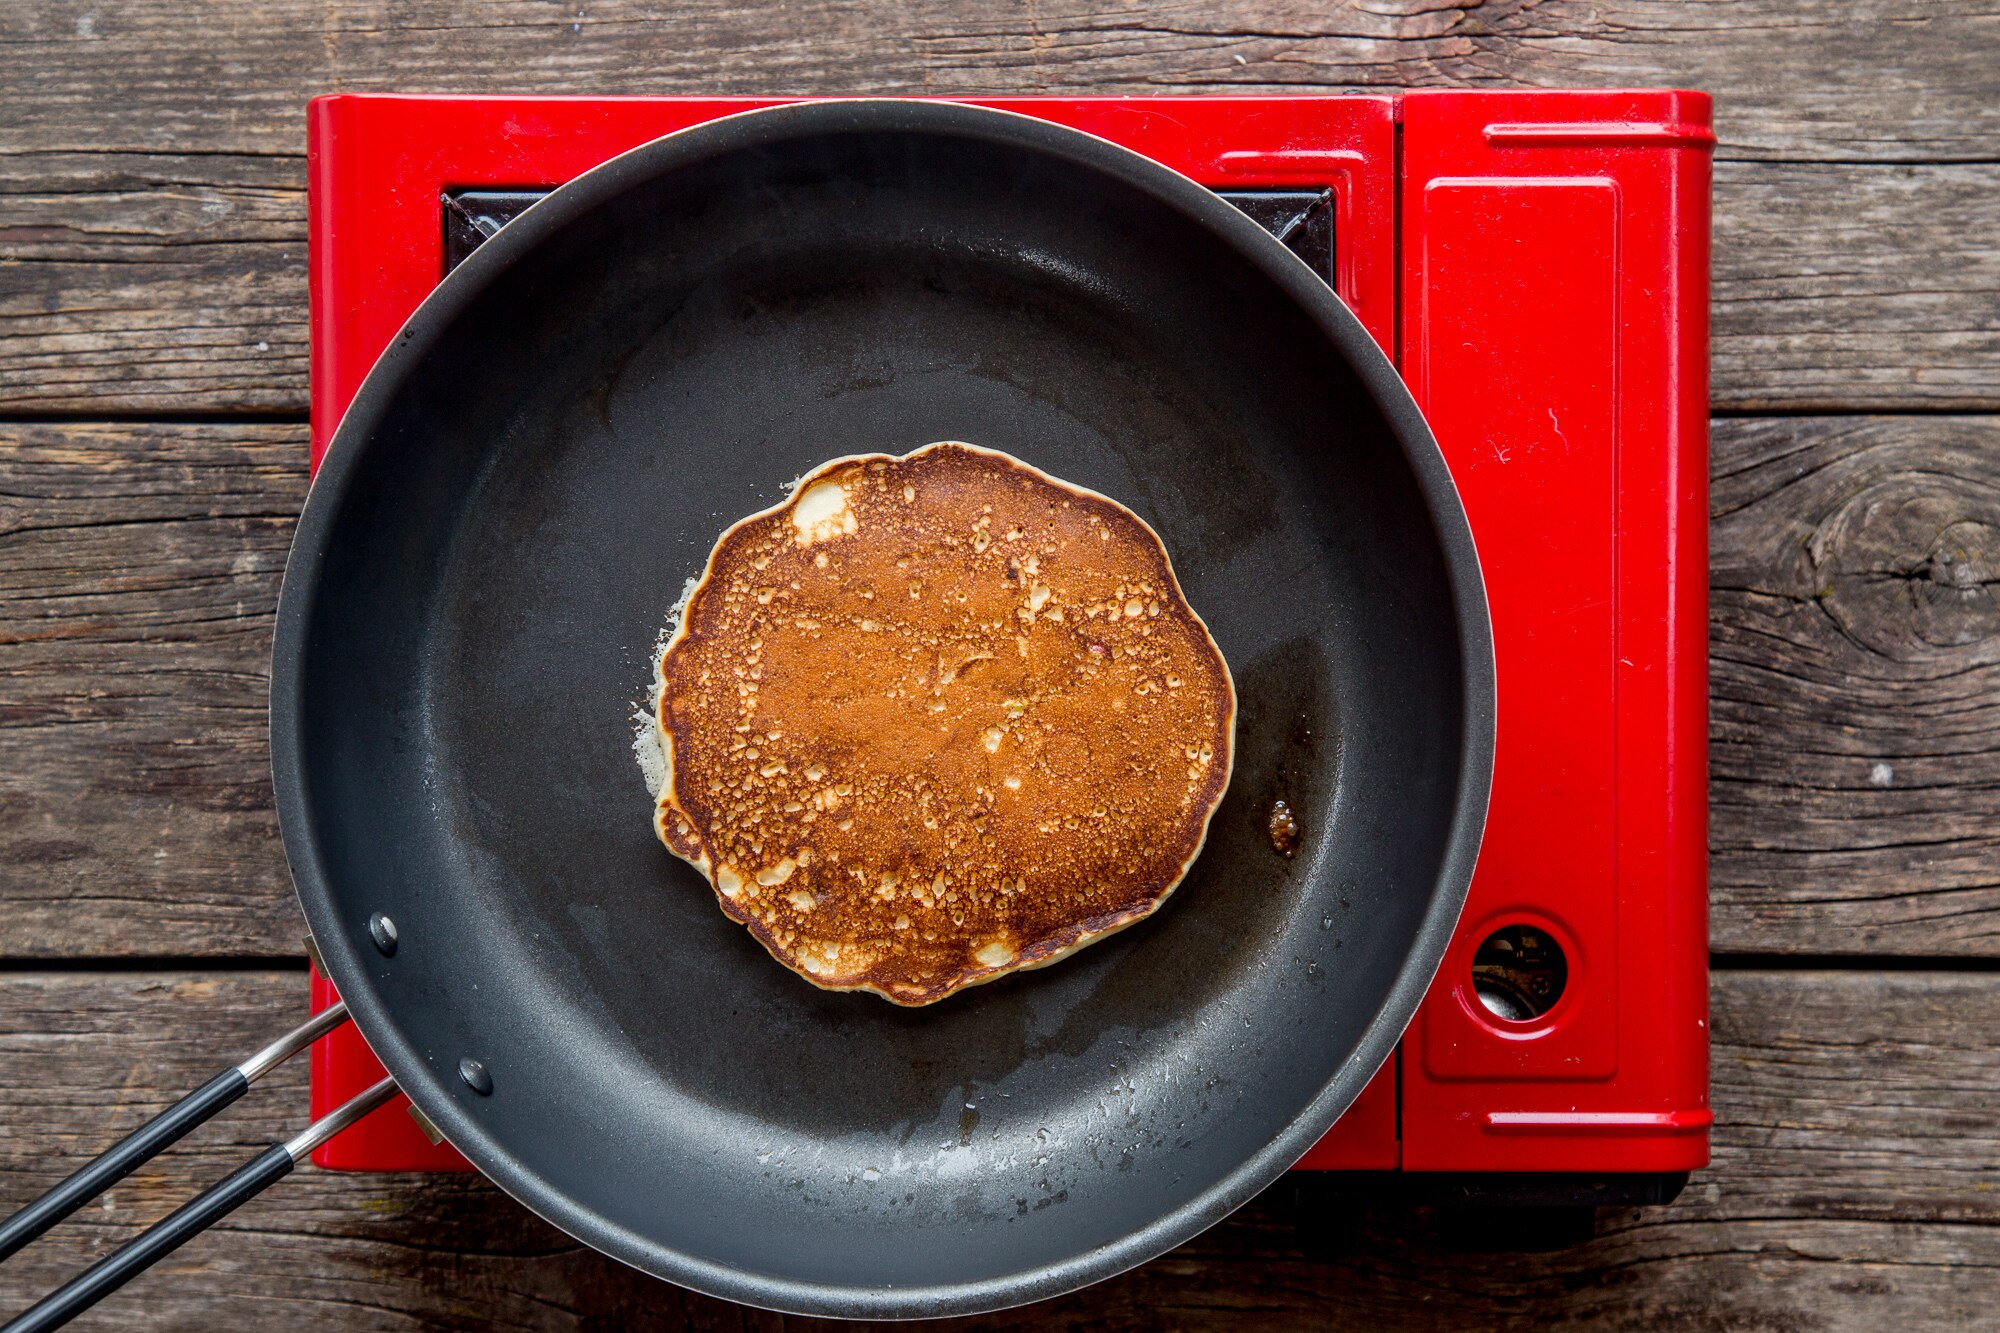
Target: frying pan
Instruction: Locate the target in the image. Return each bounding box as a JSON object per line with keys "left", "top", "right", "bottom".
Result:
{"left": 1, "top": 99, "right": 1493, "bottom": 1324}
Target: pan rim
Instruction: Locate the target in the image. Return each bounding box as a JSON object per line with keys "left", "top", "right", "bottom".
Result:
{"left": 272, "top": 96, "right": 1495, "bottom": 1319}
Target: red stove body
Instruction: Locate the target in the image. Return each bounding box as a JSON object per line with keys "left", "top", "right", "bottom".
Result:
{"left": 304, "top": 91, "right": 1712, "bottom": 1189}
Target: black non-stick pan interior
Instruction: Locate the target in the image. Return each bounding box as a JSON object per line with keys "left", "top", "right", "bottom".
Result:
{"left": 274, "top": 101, "right": 1491, "bottom": 1318}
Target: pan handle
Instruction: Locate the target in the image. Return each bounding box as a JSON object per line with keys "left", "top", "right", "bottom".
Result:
{"left": 2, "top": 1076, "right": 397, "bottom": 1333}
{"left": 0, "top": 1001, "right": 349, "bottom": 1263}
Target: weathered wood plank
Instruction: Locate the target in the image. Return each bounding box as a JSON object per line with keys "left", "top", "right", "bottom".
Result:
{"left": 0, "top": 424, "right": 304, "bottom": 957}
{"left": 4, "top": 143, "right": 1999, "bottom": 418}
{"left": 2, "top": 1, "right": 1995, "bottom": 164}
{"left": 0, "top": 967, "right": 1990, "bottom": 1331}
{"left": 1711, "top": 414, "right": 2000, "bottom": 954}
{"left": 0, "top": 152, "right": 306, "bottom": 414}
{"left": 2, "top": 3, "right": 1998, "bottom": 415}
{"left": 1712, "top": 161, "right": 2000, "bottom": 414}
{"left": 7, "top": 417, "right": 2000, "bottom": 958}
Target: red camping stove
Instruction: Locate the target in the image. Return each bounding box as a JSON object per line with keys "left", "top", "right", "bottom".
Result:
{"left": 304, "top": 91, "right": 1712, "bottom": 1217}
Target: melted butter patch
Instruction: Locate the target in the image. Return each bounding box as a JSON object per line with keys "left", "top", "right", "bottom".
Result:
{"left": 792, "top": 481, "right": 857, "bottom": 545}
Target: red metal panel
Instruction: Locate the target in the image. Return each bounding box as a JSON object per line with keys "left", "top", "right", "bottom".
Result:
{"left": 1397, "top": 89, "right": 1712, "bottom": 1173}
{"left": 1294, "top": 1057, "right": 1398, "bottom": 1170}
{"left": 309, "top": 89, "right": 1712, "bottom": 1180}
{"left": 1416, "top": 177, "right": 1622, "bottom": 1085}
{"left": 309, "top": 95, "right": 1397, "bottom": 467}
{"left": 307, "top": 93, "right": 1400, "bottom": 1171}
{"left": 309, "top": 963, "right": 460, "bottom": 1170}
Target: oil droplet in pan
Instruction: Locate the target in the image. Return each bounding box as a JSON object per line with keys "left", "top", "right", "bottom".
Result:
{"left": 1267, "top": 799, "right": 1300, "bottom": 857}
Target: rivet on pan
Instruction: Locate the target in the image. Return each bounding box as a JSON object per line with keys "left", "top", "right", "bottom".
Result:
{"left": 459, "top": 1057, "right": 494, "bottom": 1096}
{"left": 368, "top": 913, "right": 399, "bottom": 956}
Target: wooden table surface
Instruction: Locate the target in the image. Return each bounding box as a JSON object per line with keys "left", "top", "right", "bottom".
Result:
{"left": 3, "top": 3, "right": 1997, "bottom": 1329}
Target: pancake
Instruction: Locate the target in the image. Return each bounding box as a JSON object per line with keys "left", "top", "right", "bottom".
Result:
{"left": 651, "top": 441, "right": 1236, "bottom": 1005}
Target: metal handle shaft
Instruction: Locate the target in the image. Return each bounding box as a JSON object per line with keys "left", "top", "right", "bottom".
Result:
{"left": 1, "top": 1077, "right": 396, "bottom": 1333}
{"left": 0, "top": 1002, "right": 348, "bottom": 1263}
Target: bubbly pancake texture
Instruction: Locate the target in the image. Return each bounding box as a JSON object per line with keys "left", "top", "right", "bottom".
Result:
{"left": 653, "top": 442, "right": 1235, "bottom": 1005}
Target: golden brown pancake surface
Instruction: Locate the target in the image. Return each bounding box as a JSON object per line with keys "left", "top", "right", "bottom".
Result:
{"left": 653, "top": 442, "right": 1235, "bottom": 1004}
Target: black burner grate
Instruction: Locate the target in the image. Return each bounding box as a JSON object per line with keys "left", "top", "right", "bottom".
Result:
{"left": 442, "top": 186, "right": 1336, "bottom": 285}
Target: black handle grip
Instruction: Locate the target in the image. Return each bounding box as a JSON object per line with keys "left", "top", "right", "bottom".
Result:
{"left": 0, "top": 1068, "right": 248, "bottom": 1263}
{"left": 1, "top": 1144, "right": 293, "bottom": 1333}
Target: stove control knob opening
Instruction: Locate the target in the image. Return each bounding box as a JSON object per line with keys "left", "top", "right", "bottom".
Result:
{"left": 1471, "top": 923, "right": 1567, "bottom": 1023}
